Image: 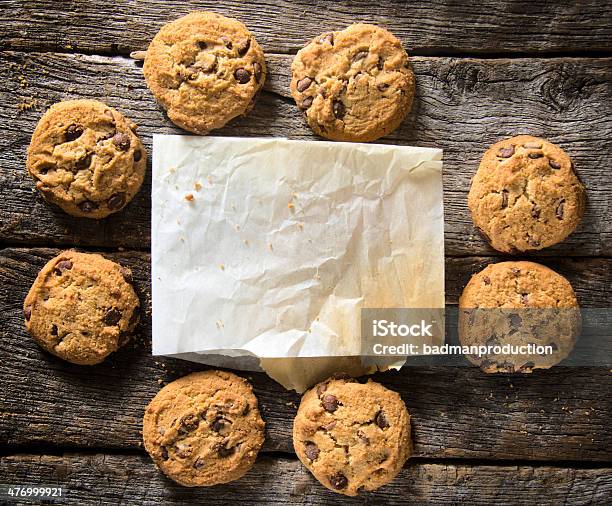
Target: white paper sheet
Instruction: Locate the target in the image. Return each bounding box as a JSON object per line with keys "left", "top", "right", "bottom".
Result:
{"left": 152, "top": 136, "right": 444, "bottom": 390}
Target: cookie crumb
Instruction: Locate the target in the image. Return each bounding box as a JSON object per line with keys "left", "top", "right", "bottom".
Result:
{"left": 194, "top": 182, "right": 202, "bottom": 191}
{"left": 185, "top": 193, "right": 194, "bottom": 202}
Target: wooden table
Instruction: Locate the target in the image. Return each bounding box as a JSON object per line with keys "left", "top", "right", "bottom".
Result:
{"left": 1, "top": 1, "right": 611, "bottom": 504}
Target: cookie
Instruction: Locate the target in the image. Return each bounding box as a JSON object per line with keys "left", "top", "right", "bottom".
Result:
{"left": 290, "top": 23, "right": 415, "bottom": 142}
{"left": 468, "top": 135, "right": 586, "bottom": 253}
{"left": 143, "top": 11, "right": 266, "bottom": 135}
{"left": 293, "top": 377, "right": 411, "bottom": 496}
{"left": 23, "top": 251, "right": 140, "bottom": 365}
{"left": 143, "top": 370, "right": 265, "bottom": 487}
{"left": 458, "top": 261, "right": 580, "bottom": 373}
{"left": 27, "top": 99, "right": 146, "bottom": 219}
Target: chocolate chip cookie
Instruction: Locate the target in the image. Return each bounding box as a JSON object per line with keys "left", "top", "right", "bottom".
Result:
{"left": 23, "top": 251, "right": 140, "bottom": 365}
{"left": 293, "top": 377, "right": 411, "bottom": 496}
{"left": 27, "top": 100, "right": 146, "bottom": 219}
{"left": 458, "top": 261, "right": 580, "bottom": 373}
{"left": 290, "top": 23, "right": 415, "bottom": 142}
{"left": 468, "top": 135, "right": 586, "bottom": 253}
{"left": 143, "top": 11, "right": 266, "bottom": 135}
{"left": 143, "top": 370, "right": 265, "bottom": 487}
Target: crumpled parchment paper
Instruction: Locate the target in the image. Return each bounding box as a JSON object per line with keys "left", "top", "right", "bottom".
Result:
{"left": 152, "top": 136, "right": 444, "bottom": 391}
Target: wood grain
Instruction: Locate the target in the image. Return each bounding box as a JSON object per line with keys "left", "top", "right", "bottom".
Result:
{"left": 1, "top": 0, "right": 612, "bottom": 56}
{"left": 1, "top": 248, "right": 610, "bottom": 461}
{"left": 1, "top": 3, "right": 610, "bottom": 502}
{"left": 1, "top": 51, "right": 610, "bottom": 255}
{"left": 1, "top": 453, "right": 611, "bottom": 505}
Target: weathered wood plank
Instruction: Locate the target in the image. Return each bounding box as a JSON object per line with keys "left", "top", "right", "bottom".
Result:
{"left": 1, "top": 0, "right": 612, "bottom": 56}
{"left": 1, "top": 51, "right": 610, "bottom": 254}
{"left": 1, "top": 453, "right": 611, "bottom": 505}
{"left": 1, "top": 248, "right": 610, "bottom": 461}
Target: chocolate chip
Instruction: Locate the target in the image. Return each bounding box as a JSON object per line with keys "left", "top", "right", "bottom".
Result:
{"left": 304, "top": 441, "right": 319, "bottom": 461}
{"left": 197, "top": 40, "right": 207, "bottom": 50}
{"left": 332, "top": 100, "right": 346, "bottom": 119}
{"left": 37, "top": 164, "right": 53, "bottom": 175}
{"left": 112, "top": 132, "right": 130, "bottom": 151}
{"left": 377, "top": 56, "right": 384, "bottom": 70}
{"left": 498, "top": 146, "right": 515, "bottom": 158}
{"left": 242, "top": 403, "right": 251, "bottom": 415}
{"left": 211, "top": 417, "right": 231, "bottom": 435}
{"left": 24, "top": 306, "right": 32, "bottom": 321}
{"left": 322, "top": 420, "right": 336, "bottom": 431}
{"left": 253, "top": 62, "right": 262, "bottom": 83}
{"left": 133, "top": 149, "right": 142, "bottom": 162}
{"left": 104, "top": 308, "right": 122, "bottom": 326}
{"left": 234, "top": 68, "right": 251, "bottom": 84}
{"left": 353, "top": 51, "right": 368, "bottom": 62}
{"left": 316, "top": 383, "right": 328, "bottom": 396}
{"left": 300, "top": 96, "right": 314, "bottom": 110}
{"left": 193, "top": 457, "right": 205, "bottom": 469}
{"left": 322, "top": 394, "right": 338, "bottom": 412}
{"left": 51, "top": 324, "right": 58, "bottom": 336}
{"left": 357, "top": 430, "right": 370, "bottom": 445}
{"left": 99, "top": 129, "right": 116, "bottom": 142}
{"left": 521, "top": 294, "right": 529, "bottom": 305}
{"left": 550, "top": 342, "right": 558, "bottom": 351}
{"left": 528, "top": 152, "right": 543, "bottom": 159}
{"left": 523, "top": 142, "right": 542, "bottom": 149}
{"left": 319, "top": 33, "right": 334, "bottom": 45}
{"left": 297, "top": 77, "right": 313, "bottom": 93}
{"left": 65, "top": 124, "right": 83, "bottom": 142}
{"left": 330, "top": 472, "right": 348, "bottom": 490}
{"left": 75, "top": 153, "right": 92, "bottom": 170}
{"left": 549, "top": 159, "right": 561, "bottom": 170}
{"left": 556, "top": 200, "right": 565, "bottom": 220}
{"left": 501, "top": 190, "right": 508, "bottom": 209}
{"left": 235, "top": 38, "right": 251, "bottom": 56}
{"left": 221, "top": 36, "right": 233, "bottom": 49}
{"left": 528, "top": 237, "right": 540, "bottom": 247}
{"left": 107, "top": 192, "right": 126, "bottom": 210}
{"left": 160, "top": 446, "right": 169, "bottom": 460}
{"left": 531, "top": 203, "right": 541, "bottom": 219}
{"left": 483, "top": 276, "right": 491, "bottom": 285}
{"left": 119, "top": 266, "right": 133, "bottom": 284}
{"left": 375, "top": 410, "right": 390, "bottom": 429}
{"left": 179, "top": 414, "right": 199, "bottom": 434}
{"left": 377, "top": 83, "right": 390, "bottom": 91}
{"left": 509, "top": 313, "right": 522, "bottom": 328}
{"left": 218, "top": 444, "right": 235, "bottom": 457}
{"left": 174, "top": 444, "right": 191, "bottom": 458}
{"left": 54, "top": 260, "right": 73, "bottom": 275}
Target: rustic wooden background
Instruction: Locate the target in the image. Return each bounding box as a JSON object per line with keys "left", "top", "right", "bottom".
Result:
{"left": 1, "top": 1, "right": 611, "bottom": 504}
